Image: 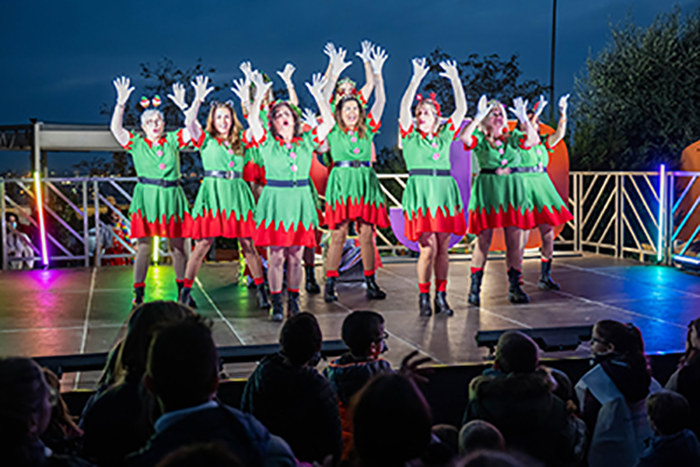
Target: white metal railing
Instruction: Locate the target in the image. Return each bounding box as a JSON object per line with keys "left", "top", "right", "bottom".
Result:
{"left": 2, "top": 170, "right": 699, "bottom": 269}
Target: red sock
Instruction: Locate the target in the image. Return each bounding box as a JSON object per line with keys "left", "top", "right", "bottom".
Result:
{"left": 134, "top": 282, "right": 146, "bottom": 289}
{"left": 183, "top": 278, "right": 194, "bottom": 289}
{"left": 418, "top": 282, "right": 431, "bottom": 294}
{"left": 176, "top": 279, "right": 185, "bottom": 285}
{"left": 326, "top": 270, "right": 339, "bottom": 278}
{"left": 541, "top": 257, "right": 551, "bottom": 263}
{"left": 288, "top": 288, "right": 300, "bottom": 294}
{"left": 253, "top": 276, "right": 264, "bottom": 286}
{"left": 363, "top": 269, "right": 375, "bottom": 277}
{"left": 470, "top": 267, "right": 484, "bottom": 275}
{"left": 270, "top": 290, "right": 282, "bottom": 295}
{"left": 436, "top": 279, "right": 447, "bottom": 292}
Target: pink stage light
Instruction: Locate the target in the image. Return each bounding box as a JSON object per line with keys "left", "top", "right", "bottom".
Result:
{"left": 33, "top": 171, "right": 49, "bottom": 266}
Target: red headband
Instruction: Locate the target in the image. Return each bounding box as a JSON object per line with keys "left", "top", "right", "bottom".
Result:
{"left": 415, "top": 93, "right": 441, "bottom": 117}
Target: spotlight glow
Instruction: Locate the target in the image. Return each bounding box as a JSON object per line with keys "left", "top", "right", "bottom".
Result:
{"left": 33, "top": 171, "right": 49, "bottom": 266}
{"left": 153, "top": 236, "right": 159, "bottom": 263}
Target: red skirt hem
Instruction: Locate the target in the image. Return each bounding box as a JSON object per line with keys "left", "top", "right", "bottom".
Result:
{"left": 404, "top": 207, "right": 467, "bottom": 242}
{"left": 324, "top": 197, "right": 390, "bottom": 230}
{"left": 253, "top": 221, "right": 317, "bottom": 248}
{"left": 468, "top": 204, "right": 573, "bottom": 235}
{"left": 531, "top": 205, "right": 574, "bottom": 228}
{"left": 130, "top": 211, "right": 193, "bottom": 238}
{"left": 191, "top": 209, "right": 256, "bottom": 240}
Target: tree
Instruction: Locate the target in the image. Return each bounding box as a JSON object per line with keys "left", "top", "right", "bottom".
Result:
{"left": 572, "top": 7, "right": 700, "bottom": 170}
{"left": 422, "top": 48, "right": 550, "bottom": 117}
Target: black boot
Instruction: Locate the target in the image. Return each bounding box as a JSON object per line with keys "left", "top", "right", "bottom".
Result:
{"left": 132, "top": 285, "right": 145, "bottom": 308}
{"left": 419, "top": 292, "right": 432, "bottom": 317}
{"left": 304, "top": 265, "right": 321, "bottom": 294}
{"left": 324, "top": 277, "right": 338, "bottom": 303}
{"left": 287, "top": 290, "right": 300, "bottom": 317}
{"left": 538, "top": 259, "right": 560, "bottom": 290}
{"left": 256, "top": 283, "right": 271, "bottom": 309}
{"left": 270, "top": 293, "right": 284, "bottom": 322}
{"left": 365, "top": 274, "right": 386, "bottom": 300}
{"left": 178, "top": 287, "right": 192, "bottom": 307}
{"left": 468, "top": 270, "right": 483, "bottom": 306}
{"left": 177, "top": 281, "right": 197, "bottom": 309}
{"left": 507, "top": 268, "right": 530, "bottom": 304}
{"left": 434, "top": 291, "right": 454, "bottom": 316}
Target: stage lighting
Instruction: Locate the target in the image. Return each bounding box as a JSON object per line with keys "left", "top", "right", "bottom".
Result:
{"left": 475, "top": 325, "right": 593, "bottom": 355}
{"left": 673, "top": 254, "right": 700, "bottom": 273}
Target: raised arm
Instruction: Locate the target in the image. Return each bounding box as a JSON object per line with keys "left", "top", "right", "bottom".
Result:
{"left": 307, "top": 73, "right": 334, "bottom": 142}
{"left": 509, "top": 97, "right": 539, "bottom": 147}
{"left": 321, "top": 45, "right": 351, "bottom": 104}
{"left": 248, "top": 72, "right": 273, "bottom": 143}
{"left": 321, "top": 42, "right": 337, "bottom": 102}
{"left": 237, "top": 61, "right": 254, "bottom": 117}
{"left": 460, "top": 95, "right": 494, "bottom": 145}
{"left": 398, "top": 58, "right": 429, "bottom": 131}
{"left": 110, "top": 76, "right": 134, "bottom": 147}
{"left": 439, "top": 60, "right": 467, "bottom": 128}
{"left": 356, "top": 40, "right": 376, "bottom": 103}
{"left": 277, "top": 63, "right": 298, "bottom": 107}
{"left": 184, "top": 76, "right": 214, "bottom": 143}
{"left": 368, "top": 46, "right": 388, "bottom": 122}
{"left": 547, "top": 94, "right": 569, "bottom": 148}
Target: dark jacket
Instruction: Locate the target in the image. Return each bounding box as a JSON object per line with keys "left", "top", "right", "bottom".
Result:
{"left": 635, "top": 429, "right": 700, "bottom": 467}
{"left": 241, "top": 352, "right": 342, "bottom": 464}
{"left": 126, "top": 402, "right": 296, "bottom": 467}
{"left": 80, "top": 378, "right": 156, "bottom": 466}
{"left": 463, "top": 370, "right": 577, "bottom": 467}
{"left": 675, "top": 359, "right": 700, "bottom": 440}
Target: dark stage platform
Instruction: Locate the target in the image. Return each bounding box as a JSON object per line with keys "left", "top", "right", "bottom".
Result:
{"left": 1, "top": 253, "right": 698, "bottom": 391}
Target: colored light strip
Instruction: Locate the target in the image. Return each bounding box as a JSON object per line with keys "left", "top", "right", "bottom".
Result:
{"left": 153, "top": 236, "right": 160, "bottom": 263}
{"left": 657, "top": 164, "right": 666, "bottom": 262}
{"left": 33, "top": 171, "right": 49, "bottom": 266}
{"left": 673, "top": 255, "right": 700, "bottom": 266}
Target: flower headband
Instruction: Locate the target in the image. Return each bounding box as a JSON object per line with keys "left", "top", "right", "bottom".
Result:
{"left": 140, "top": 95, "right": 162, "bottom": 109}
{"left": 269, "top": 99, "right": 302, "bottom": 119}
{"left": 415, "top": 93, "right": 441, "bottom": 117}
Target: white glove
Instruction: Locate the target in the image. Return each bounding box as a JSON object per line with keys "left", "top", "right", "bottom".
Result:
{"left": 239, "top": 61, "right": 254, "bottom": 81}
{"left": 113, "top": 76, "right": 135, "bottom": 106}
{"left": 331, "top": 47, "right": 352, "bottom": 77}
{"left": 230, "top": 77, "right": 249, "bottom": 104}
{"left": 559, "top": 93, "right": 570, "bottom": 117}
{"left": 474, "top": 95, "right": 495, "bottom": 123}
{"left": 509, "top": 97, "right": 530, "bottom": 125}
{"left": 305, "top": 73, "right": 325, "bottom": 98}
{"left": 191, "top": 75, "right": 214, "bottom": 103}
{"left": 369, "top": 46, "right": 388, "bottom": 75}
{"left": 356, "top": 40, "right": 373, "bottom": 63}
{"left": 251, "top": 71, "right": 272, "bottom": 101}
{"left": 167, "top": 82, "right": 188, "bottom": 111}
{"left": 411, "top": 57, "right": 429, "bottom": 83}
{"left": 277, "top": 63, "right": 295, "bottom": 85}
{"left": 323, "top": 42, "right": 337, "bottom": 60}
{"left": 302, "top": 108, "right": 319, "bottom": 128}
{"left": 438, "top": 60, "right": 459, "bottom": 81}
{"left": 534, "top": 95, "right": 548, "bottom": 120}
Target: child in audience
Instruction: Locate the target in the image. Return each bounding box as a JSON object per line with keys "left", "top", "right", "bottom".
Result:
{"left": 636, "top": 390, "right": 700, "bottom": 466}
{"left": 323, "top": 311, "right": 393, "bottom": 459}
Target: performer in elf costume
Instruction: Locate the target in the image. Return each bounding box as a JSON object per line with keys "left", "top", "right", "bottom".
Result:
{"left": 321, "top": 43, "right": 390, "bottom": 302}
{"left": 460, "top": 96, "right": 539, "bottom": 305}
{"left": 321, "top": 41, "right": 376, "bottom": 108}
{"left": 398, "top": 57, "right": 467, "bottom": 316}
{"left": 244, "top": 70, "right": 334, "bottom": 321}
{"left": 109, "top": 77, "right": 193, "bottom": 306}
{"left": 175, "top": 76, "right": 270, "bottom": 309}
{"left": 518, "top": 94, "right": 574, "bottom": 290}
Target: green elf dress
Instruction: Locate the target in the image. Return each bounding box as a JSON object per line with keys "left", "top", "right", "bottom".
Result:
{"left": 189, "top": 132, "right": 256, "bottom": 239}
{"left": 400, "top": 119, "right": 467, "bottom": 241}
{"left": 464, "top": 128, "right": 533, "bottom": 234}
{"left": 518, "top": 136, "right": 573, "bottom": 227}
{"left": 324, "top": 100, "right": 388, "bottom": 229}
{"left": 121, "top": 129, "right": 192, "bottom": 238}
{"left": 244, "top": 122, "right": 323, "bottom": 247}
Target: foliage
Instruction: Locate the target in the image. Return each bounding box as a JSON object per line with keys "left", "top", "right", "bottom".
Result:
{"left": 572, "top": 6, "right": 700, "bottom": 170}
{"left": 422, "top": 48, "right": 550, "bottom": 117}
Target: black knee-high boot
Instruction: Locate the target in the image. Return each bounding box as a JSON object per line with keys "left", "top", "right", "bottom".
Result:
{"left": 538, "top": 259, "right": 560, "bottom": 290}
{"left": 507, "top": 268, "right": 529, "bottom": 304}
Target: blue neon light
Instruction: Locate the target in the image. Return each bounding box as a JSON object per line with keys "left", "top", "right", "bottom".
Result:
{"left": 657, "top": 165, "right": 666, "bottom": 262}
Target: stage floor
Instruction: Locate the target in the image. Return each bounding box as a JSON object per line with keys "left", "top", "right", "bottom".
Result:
{"left": 1, "top": 253, "right": 698, "bottom": 390}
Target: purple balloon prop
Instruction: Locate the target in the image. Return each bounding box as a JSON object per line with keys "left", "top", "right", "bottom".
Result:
{"left": 389, "top": 121, "right": 472, "bottom": 252}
